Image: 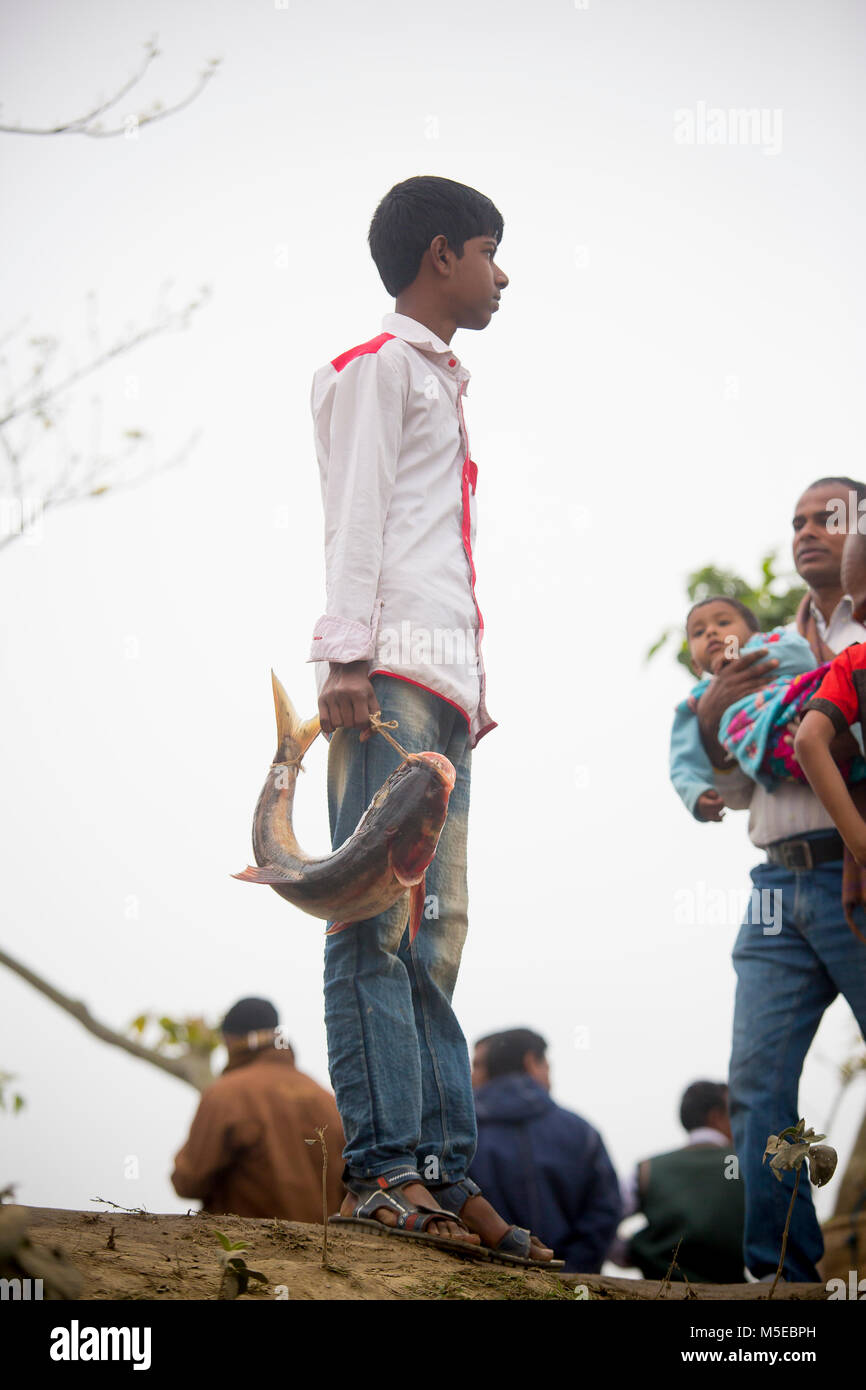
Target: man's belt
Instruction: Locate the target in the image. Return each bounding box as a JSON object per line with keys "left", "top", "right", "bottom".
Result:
{"left": 765, "top": 833, "right": 845, "bottom": 871}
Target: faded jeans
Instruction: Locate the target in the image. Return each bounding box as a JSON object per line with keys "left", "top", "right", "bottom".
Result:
{"left": 729, "top": 835, "right": 866, "bottom": 1281}
{"left": 323, "top": 673, "right": 476, "bottom": 1185}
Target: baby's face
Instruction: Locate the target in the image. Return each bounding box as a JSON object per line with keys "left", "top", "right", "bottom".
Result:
{"left": 687, "top": 602, "right": 755, "bottom": 676}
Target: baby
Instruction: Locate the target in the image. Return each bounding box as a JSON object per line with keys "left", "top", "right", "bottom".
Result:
{"left": 669, "top": 595, "right": 860, "bottom": 821}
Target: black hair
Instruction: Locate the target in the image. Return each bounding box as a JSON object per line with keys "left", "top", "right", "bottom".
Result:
{"left": 483, "top": 1028, "right": 547, "bottom": 1080}
{"left": 680, "top": 1080, "right": 728, "bottom": 1131}
{"left": 804, "top": 476, "right": 866, "bottom": 505}
{"left": 685, "top": 594, "right": 760, "bottom": 636}
{"left": 368, "top": 175, "right": 504, "bottom": 297}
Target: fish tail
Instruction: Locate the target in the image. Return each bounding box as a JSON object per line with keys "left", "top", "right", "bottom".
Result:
{"left": 271, "top": 669, "right": 320, "bottom": 761}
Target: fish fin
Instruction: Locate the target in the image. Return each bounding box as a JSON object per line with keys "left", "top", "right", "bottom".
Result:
{"left": 388, "top": 847, "right": 427, "bottom": 888}
{"left": 408, "top": 879, "right": 425, "bottom": 944}
{"left": 271, "top": 670, "right": 320, "bottom": 760}
{"left": 232, "top": 864, "right": 303, "bottom": 884}
{"left": 325, "top": 919, "right": 356, "bottom": 936}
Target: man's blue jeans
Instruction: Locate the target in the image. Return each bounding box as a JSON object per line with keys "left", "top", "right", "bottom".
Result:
{"left": 729, "top": 838, "right": 866, "bottom": 1281}
{"left": 323, "top": 674, "right": 476, "bottom": 1186}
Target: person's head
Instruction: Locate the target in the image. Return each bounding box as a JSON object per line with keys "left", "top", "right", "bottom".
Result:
{"left": 792, "top": 477, "right": 866, "bottom": 593}
{"left": 220, "top": 997, "right": 291, "bottom": 1056}
{"left": 679, "top": 1080, "right": 732, "bottom": 1141}
{"left": 483, "top": 1028, "right": 550, "bottom": 1091}
{"left": 685, "top": 596, "right": 760, "bottom": 677}
{"left": 368, "top": 175, "right": 508, "bottom": 331}
{"left": 471, "top": 1035, "right": 493, "bottom": 1090}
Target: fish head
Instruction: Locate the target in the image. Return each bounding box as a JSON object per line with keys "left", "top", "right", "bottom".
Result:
{"left": 413, "top": 751, "right": 456, "bottom": 792}
{"left": 386, "top": 752, "right": 457, "bottom": 886}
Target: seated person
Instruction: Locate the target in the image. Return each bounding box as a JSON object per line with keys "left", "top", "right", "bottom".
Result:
{"left": 610, "top": 1080, "right": 745, "bottom": 1284}
{"left": 171, "top": 997, "right": 345, "bottom": 1221}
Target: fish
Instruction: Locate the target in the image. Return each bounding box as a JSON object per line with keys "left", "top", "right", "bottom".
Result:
{"left": 232, "top": 672, "right": 456, "bottom": 942}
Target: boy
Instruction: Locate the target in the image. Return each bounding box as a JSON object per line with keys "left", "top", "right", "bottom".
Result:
{"left": 308, "top": 176, "right": 555, "bottom": 1262}
{"left": 795, "top": 644, "right": 866, "bottom": 866}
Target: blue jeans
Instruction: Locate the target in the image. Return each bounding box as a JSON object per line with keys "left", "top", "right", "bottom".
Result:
{"left": 323, "top": 674, "right": 476, "bottom": 1185}
{"left": 729, "top": 837, "right": 866, "bottom": 1281}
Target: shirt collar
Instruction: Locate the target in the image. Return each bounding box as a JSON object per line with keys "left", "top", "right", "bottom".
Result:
{"left": 686, "top": 1126, "right": 729, "bottom": 1147}
{"left": 381, "top": 312, "right": 470, "bottom": 382}
{"left": 809, "top": 593, "right": 853, "bottom": 638}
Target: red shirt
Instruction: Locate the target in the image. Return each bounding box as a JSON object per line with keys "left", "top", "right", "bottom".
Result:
{"left": 804, "top": 641, "right": 866, "bottom": 734}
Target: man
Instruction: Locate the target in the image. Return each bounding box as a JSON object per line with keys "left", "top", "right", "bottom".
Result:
{"left": 171, "top": 998, "right": 345, "bottom": 1220}
{"left": 612, "top": 1081, "right": 745, "bottom": 1282}
{"left": 697, "top": 477, "right": 866, "bottom": 1281}
{"left": 469, "top": 1028, "right": 621, "bottom": 1272}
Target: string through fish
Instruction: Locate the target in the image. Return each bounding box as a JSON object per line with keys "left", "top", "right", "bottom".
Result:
{"left": 269, "top": 713, "right": 408, "bottom": 770}
{"left": 369, "top": 711, "right": 410, "bottom": 760}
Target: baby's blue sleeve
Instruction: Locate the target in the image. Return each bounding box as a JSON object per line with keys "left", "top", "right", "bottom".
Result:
{"left": 741, "top": 627, "right": 816, "bottom": 678}
{"left": 670, "top": 681, "right": 715, "bottom": 818}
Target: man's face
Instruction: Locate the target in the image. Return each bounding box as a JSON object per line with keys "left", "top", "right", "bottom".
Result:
{"left": 792, "top": 483, "right": 848, "bottom": 590}
{"left": 450, "top": 234, "right": 508, "bottom": 330}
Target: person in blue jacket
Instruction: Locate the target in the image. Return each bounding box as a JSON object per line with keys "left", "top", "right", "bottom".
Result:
{"left": 468, "top": 1028, "right": 621, "bottom": 1273}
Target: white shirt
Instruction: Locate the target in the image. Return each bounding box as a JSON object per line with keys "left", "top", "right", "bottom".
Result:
{"left": 307, "top": 313, "right": 495, "bottom": 748}
{"left": 713, "top": 595, "right": 866, "bottom": 845}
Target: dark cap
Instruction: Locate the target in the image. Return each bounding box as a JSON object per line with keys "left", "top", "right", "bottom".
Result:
{"left": 220, "top": 998, "right": 279, "bottom": 1036}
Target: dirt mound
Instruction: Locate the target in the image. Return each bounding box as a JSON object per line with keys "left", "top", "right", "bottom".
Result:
{"left": 4, "top": 1206, "right": 829, "bottom": 1301}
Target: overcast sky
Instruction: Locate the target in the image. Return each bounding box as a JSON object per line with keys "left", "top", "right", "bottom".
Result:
{"left": 2, "top": 0, "right": 865, "bottom": 1248}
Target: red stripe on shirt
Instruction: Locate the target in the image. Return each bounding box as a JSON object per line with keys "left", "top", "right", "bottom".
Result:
{"left": 330, "top": 332, "right": 395, "bottom": 373}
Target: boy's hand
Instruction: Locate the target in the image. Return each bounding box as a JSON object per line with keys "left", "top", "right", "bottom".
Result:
{"left": 695, "top": 789, "right": 726, "bottom": 822}
{"left": 319, "top": 660, "right": 380, "bottom": 739}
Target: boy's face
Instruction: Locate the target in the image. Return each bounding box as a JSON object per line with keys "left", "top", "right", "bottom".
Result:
{"left": 686, "top": 601, "right": 755, "bottom": 676}
{"left": 447, "top": 233, "right": 509, "bottom": 330}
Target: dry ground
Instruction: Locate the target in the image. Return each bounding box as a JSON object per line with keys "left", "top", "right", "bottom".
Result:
{"left": 1, "top": 1205, "right": 831, "bottom": 1301}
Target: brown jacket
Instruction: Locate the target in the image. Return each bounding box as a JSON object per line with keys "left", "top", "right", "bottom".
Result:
{"left": 171, "top": 1049, "right": 345, "bottom": 1221}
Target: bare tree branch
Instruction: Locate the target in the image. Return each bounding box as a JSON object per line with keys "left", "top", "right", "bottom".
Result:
{"left": 0, "top": 286, "right": 210, "bottom": 551}
{"left": 0, "top": 945, "right": 213, "bottom": 1092}
{"left": 0, "top": 36, "right": 221, "bottom": 139}
{"left": 0, "top": 287, "right": 210, "bottom": 431}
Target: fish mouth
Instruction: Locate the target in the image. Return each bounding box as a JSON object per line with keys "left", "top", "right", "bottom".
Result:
{"left": 412, "top": 751, "right": 457, "bottom": 791}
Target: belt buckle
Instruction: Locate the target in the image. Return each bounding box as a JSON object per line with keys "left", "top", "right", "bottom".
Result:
{"left": 777, "top": 838, "right": 814, "bottom": 871}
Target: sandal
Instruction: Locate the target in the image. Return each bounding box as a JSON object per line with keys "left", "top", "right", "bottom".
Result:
{"left": 428, "top": 1177, "right": 566, "bottom": 1270}
{"left": 328, "top": 1170, "right": 491, "bottom": 1262}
